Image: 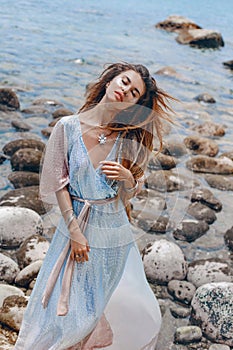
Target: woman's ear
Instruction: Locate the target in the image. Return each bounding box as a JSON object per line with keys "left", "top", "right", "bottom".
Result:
{"left": 106, "top": 82, "right": 110, "bottom": 88}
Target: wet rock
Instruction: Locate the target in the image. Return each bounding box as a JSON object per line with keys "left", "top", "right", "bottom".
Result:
{"left": 41, "top": 126, "right": 53, "bottom": 137}
{"left": 32, "top": 98, "right": 63, "bottom": 106}
{"left": 0, "top": 186, "right": 50, "bottom": 215}
{"left": 0, "top": 254, "right": 20, "bottom": 284}
{"left": 162, "top": 141, "right": 187, "bottom": 157}
{"left": 194, "top": 93, "right": 216, "bottom": 104}
{"left": 205, "top": 174, "right": 233, "bottom": 191}
{"left": 149, "top": 152, "right": 177, "bottom": 170}
{"left": 187, "top": 202, "right": 217, "bottom": 224}
{"left": 10, "top": 147, "right": 43, "bottom": 172}
{"left": 142, "top": 239, "right": 187, "bottom": 284}
{"left": 176, "top": 29, "right": 224, "bottom": 49}
{"left": 154, "top": 66, "right": 192, "bottom": 83}
{"left": 15, "top": 260, "right": 43, "bottom": 287}
{"left": 191, "top": 121, "right": 225, "bottom": 137}
{"left": 16, "top": 234, "right": 49, "bottom": 269}
{"left": 0, "top": 88, "right": 20, "bottom": 111}
{"left": 186, "top": 156, "right": 233, "bottom": 174}
{"left": 8, "top": 171, "right": 39, "bottom": 188}
{"left": 11, "top": 119, "right": 32, "bottom": 131}
{"left": 187, "top": 259, "right": 233, "bottom": 288}
{"left": 173, "top": 219, "right": 209, "bottom": 242}
{"left": 191, "top": 282, "right": 233, "bottom": 346}
{"left": 223, "top": 60, "right": 233, "bottom": 70}
{"left": 184, "top": 136, "right": 218, "bottom": 157}
{"left": 191, "top": 188, "right": 222, "bottom": 212}
{"left": 224, "top": 226, "right": 233, "bottom": 251}
{"left": 170, "top": 304, "right": 191, "bottom": 318}
{"left": 209, "top": 344, "right": 230, "bottom": 350}
{"left": 21, "top": 105, "right": 49, "bottom": 115}
{"left": 0, "top": 295, "right": 28, "bottom": 331}
{"left": 0, "top": 206, "right": 43, "bottom": 248}
{"left": 174, "top": 325, "right": 202, "bottom": 344}
{"left": 146, "top": 170, "right": 193, "bottom": 192}
{"left": 219, "top": 151, "right": 233, "bottom": 162}
{"left": 2, "top": 139, "right": 45, "bottom": 157}
{"left": 0, "top": 285, "right": 24, "bottom": 307}
{"left": 137, "top": 216, "right": 169, "bottom": 234}
{"left": 167, "top": 280, "right": 196, "bottom": 305}
{"left": 155, "top": 15, "right": 201, "bottom": 33}
{"left": 52, "top": 107, "right": 73, "bottom": 118}
{"left": 49, "top": 118, "right": 61, "bottom": 127}
{"left": 0, "top": 153, "right": 10, "bottom": 164}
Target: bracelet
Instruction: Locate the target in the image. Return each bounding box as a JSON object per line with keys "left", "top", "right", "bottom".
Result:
{"left": 62, "top": 208, "right": 73, "bottom": 214}
{"left": 65, "top": 213, "right": 76, "bottom": 228}
{"left": 123, "top": 180, "right": 138, "bottom": 193}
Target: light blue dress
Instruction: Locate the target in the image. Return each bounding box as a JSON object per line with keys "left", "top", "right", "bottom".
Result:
{"left": 14, "top": 115, "right": 161, "bottom": 350}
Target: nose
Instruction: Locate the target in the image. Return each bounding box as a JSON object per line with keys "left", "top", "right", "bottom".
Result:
{"left": 121, "top": 85, "right": 130, "bottom": 94}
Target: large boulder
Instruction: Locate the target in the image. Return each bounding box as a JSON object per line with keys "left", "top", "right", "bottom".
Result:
{"left": 184, "top": 136, "right": 218, "bottom": 157}
{"left": 186, "top": 156, "right": 233, "bottom": 174}
{"left": 0, "top": 88, "right": 20, "bottom": 111}
{"left": 205, "top": 174, "right": 233, "bottom": 191}
{"left": 2, "top": 139, "right": 45, "bottom": 157}
{"left": 8, "top": 171, "right": 39, "bottom": 188}
{"left": 0, "top": 206, "right": 43, "bottom": 248}
{"left": 10, "top": 148, "right": 43, "bottom": 172}
{"left": 0, "top": 186, "right": 51, "bottom": 215}
{"left": 0, "top": 254, "right": 20, "bottom": 283}
{"left": 142, "top": 239, "right": 187, "bottom": 284}
{"left": 155, "top": 15, "right": 201, "bottom": 33}
{"left": 176, "top": 29, "right": 224, "bottom": 49}
{"left": 173, "top": 219, "right": 209, "bottom": 242}
{"left": 191, "top": 282, "right": 233, "bottom": 346}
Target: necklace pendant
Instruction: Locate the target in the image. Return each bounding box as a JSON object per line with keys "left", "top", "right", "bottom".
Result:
{"left": 98, "top": 133, "right": 107, "bottom": 145}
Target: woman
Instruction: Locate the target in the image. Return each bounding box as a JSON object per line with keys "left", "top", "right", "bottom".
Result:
{"left": 14, "top": 62, "right": 174, "bottom": 350}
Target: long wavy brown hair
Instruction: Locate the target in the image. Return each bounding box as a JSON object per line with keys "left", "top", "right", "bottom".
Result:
{"left": 79, "top": 62, "right": 176, "bottom": 218}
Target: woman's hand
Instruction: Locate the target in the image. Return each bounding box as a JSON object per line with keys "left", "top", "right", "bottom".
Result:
{"left": 69, "top": 221, "right": 90, "bottom": 263}
{"left": 99, "top": 160, "right": 135, "bottom": 188}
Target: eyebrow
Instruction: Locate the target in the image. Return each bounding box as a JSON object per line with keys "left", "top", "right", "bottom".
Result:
{"left": 124, "top": 75, "right": 141, "bottom": 96}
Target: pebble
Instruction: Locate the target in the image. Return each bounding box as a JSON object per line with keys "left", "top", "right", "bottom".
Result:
{"left": 187, "top": 202, "right": 217, "bottom": 224}
{"left": 174, "top": 325, "right": 202, "bottom": 344}
{"left": 15, "top": 260, "right": 43, "bottom": 287}
{"left": 0, "top": 285, "right": 24, "bottom": 307}
{"left": 0, "top": 295, "right": 28, "bottom": 331}
{"left": 170, "top": 304, "right": 191, "bottom": 318}
{"left": 205, "top": 174, "right": 233, "bottom": 191}
{"left": 209, "top": 344, "right": 230, "bottom": 350}
{"left": 0, "top": 254, "right": 20, "bottom": 284}
{"left": 191, "top": 121, "right": 225, "bottom": 137}
{"left": 191, "top": 282, "right": 233, "bottom": 346}
{"left": 224, "top": 226, "right": 233, "bottom": 251}
{"left": 8, "top": 171, "right": 39, "bottom": 188}
{"left": 167, "top": 280, "right": 196, "bottom": 305}
{"left": 184, "top": 135, "right": 219, "bottom": 157}
{"left": 173, "top": 219, "right": 209, "bottom": 242}
{"left": 194, "top": 93, "right": 216, "bottom": 103}
{"left": 0, "top": 88, "right": 20, "bottom": 111}
{"left": 0, "top": 206, "right": 43, "bottom": 248}
{"left": 142, "top": 239, "right": 187, "bottom": 284}
{"left": 16, "top": 234, "right": 50, "bottom": 269}
{"left": 11, "top": 119, "right": 32, "bottom": 131}
{"left": 187, "top": 259, "right": 233, "bottom": 288}
{"left": 191, "top": 187, "right": 222, "bottom": 212}
{"left": 186, "top": 156, "right": 233, "bottom": 174}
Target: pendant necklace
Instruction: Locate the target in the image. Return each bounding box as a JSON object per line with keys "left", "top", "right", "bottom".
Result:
{"left": 97, "top": 127, "right": 113, "bottom": 145}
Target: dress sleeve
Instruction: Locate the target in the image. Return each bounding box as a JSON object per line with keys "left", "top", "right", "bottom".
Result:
{"left": 39, "top": 120, "right": 69, "bottom": 205}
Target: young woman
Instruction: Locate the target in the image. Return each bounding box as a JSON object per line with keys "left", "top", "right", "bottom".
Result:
{"left": 14, "top": 62, "right": 174, "bottom": 350}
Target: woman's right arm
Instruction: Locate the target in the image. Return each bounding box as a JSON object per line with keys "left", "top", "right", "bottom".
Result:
{"left": 56, "top": 187, "right": 90, "bottom": 262}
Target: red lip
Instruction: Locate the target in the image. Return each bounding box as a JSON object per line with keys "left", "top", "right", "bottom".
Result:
{"left": 114, "top": 91, "right": 123, "bottom": 102}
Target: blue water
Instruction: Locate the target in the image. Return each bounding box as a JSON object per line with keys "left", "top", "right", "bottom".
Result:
{"left": 1, "top": 0, "right": 232, "bottom": 109}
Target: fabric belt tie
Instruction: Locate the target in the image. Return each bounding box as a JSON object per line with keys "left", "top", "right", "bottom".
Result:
{"left": 41, "top": 195, "right": 117, "bottom": 316}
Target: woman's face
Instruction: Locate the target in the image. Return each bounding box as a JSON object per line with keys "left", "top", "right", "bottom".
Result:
{"left": 104, "top": 70, "right": 145, "bottom": 105}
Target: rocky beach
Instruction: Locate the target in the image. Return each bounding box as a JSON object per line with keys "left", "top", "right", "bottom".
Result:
{"left": 0, "top": 3, "right": 233, "bottom": 350}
